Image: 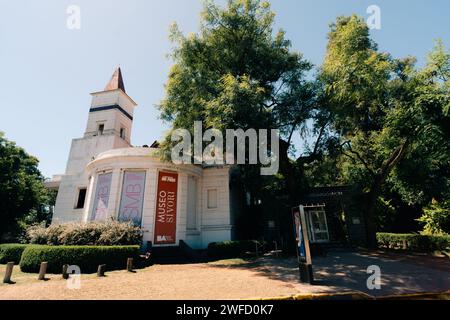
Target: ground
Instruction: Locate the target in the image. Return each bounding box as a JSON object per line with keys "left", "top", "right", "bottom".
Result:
{"left": 0, "top": 250, "right": 449, "bottom": 300}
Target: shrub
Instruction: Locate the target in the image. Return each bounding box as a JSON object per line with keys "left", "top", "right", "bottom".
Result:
{"left": 0, "top": 244, "right": 29, "bottom": 264}
{"left": 417, "top": 199, "right": 450, "bottom": 235}
{"left": 26, "top": 221, "right": 142, "bottom": 246}
{"left": 20, "top": 245, "right": 140, "bottom": 273}
{"left": 207, "top": 240, "right": 261, "bottom": 258}
{"left": 377, "top": 233, "right": 450, "bottom": 252}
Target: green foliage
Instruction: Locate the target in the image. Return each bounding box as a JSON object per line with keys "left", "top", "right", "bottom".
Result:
{"left": 158, "top": 1, "right": 450, "bottom": 240}
{"left": 0, "top": 132, "right": 51, "bottom": 239}
{"left": 159, "top": 0, "right": 313, "bottom": 154}
{"left": 0, "top": 244, "right": 29, "bottom": 264}
{"left": 317, "top": 13, "right": 450, "bottom": 243}
{"left": 19, "top": 245, "right": 140, "bottom": 273}
{"left": 26, "top": 221, "right": 143, "bottom": 246}
{"left": 377, "top": 232, "right": 450, "bottom": 252}
{"left": 417, "top": 200, "right": 450, "bottom": 235}
{"left": 207, "top": 240, "right": 261, "bottom": 258}
{"left": 320, "top": 15, "right": 391, "bottom": 134}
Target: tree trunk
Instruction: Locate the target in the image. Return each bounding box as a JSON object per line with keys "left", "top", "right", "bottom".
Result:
{"left": 363, "top": 139, "right": 410, "bottom": 248}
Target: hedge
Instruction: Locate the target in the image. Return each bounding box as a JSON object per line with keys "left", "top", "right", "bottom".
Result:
{"left": 26, "top": 221, "right": 142, "bottom": 246}
{"left": 19, "top": 245, "right": 140, "bottom": 273}
{"left": 0, "top": 244, "right": 29, "bottom": 264}
{"left": 207, "top": 240, "right": 261, "bottom": 258}
{"left": 377, "top": 233, "right": 450, "bottom": 252}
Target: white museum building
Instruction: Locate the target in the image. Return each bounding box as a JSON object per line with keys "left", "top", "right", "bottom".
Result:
{"left": 46, "top": 68, "right": 238, "bottom": 249}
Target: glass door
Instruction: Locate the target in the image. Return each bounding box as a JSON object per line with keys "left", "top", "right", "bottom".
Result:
{"left": 307, "top": 209, "right": 330, "bottom": 243}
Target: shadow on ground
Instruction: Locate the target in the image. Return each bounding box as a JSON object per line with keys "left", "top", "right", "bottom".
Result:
{"left": 210, "top": 250, "right": 450, "bottom": 296}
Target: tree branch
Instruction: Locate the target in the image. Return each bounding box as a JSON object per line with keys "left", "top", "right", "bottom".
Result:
{"left": 341, "top": 141, "right": 376, "bottom": 177}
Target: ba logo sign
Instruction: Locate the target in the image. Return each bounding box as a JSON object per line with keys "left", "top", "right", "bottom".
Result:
{"left": 162, "top": 176, "right": 176, "bottom": 183}
{"left": 157, "top": 236, "right": 169, "bottom": 242}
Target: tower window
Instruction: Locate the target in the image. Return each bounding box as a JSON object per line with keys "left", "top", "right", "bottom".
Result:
{"left": 98, "top": 124, "right": 105, "bottom": 135}
{"left": 120, "top": 127, "right": 125, "bottom": 139}
{"left": 75, "top": 188, "right": 87, "bottom": 209}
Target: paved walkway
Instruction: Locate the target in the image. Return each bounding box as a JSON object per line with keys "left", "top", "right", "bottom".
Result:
{"left": 0, "top": 250, "right": 448, "bottom": 300}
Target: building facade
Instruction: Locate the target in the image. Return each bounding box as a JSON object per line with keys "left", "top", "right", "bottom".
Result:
{"left": 48, "top": 68, "right": 237, "bottom": 249}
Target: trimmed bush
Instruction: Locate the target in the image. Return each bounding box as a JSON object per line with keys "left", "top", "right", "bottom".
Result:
{"left": 207, "top": 240, "right": 261, "bottom": 258}
{"left": 20, "top": 245, "right": 140, "bottom": 273}
{"left": 377, "top": 233, "right": 450, "bottom": 252}
{"left": 0, "top": 244, "right": 29, "bottom": 264}
{"left": 26, "top": 221, "right": 142, "bottom": 246}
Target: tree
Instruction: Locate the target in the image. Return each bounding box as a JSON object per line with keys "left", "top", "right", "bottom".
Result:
{"left": 319, "top": 16, "right": 449, "bottom": 246}
{"left": 158, "top": 0, "right": 315, "bottom": 201}
{"left": 0, "top": 132, "right": 50, "bottom": 240}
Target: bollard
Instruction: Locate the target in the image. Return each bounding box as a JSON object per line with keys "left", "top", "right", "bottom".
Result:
{"left": 255, "top": 242, "right": 259, "bottom": 257}
{"left": 38, "top": 262, "right": 48, "bottom": 281}
{"left": 127, "top": 258, "right": 134, "bottom": 272}
{"left": 62, "top": 264, "right": 69, "bottom": 280}
{"left": 97, "top": 264, "right": 106, "bottom": 277}
{"left": 3, "top": 262, "right": 14, "bottom": 284}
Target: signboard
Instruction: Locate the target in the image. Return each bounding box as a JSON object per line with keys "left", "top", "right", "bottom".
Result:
{"left": 92, "top": 173, "right": 113, "bottom": 221}
{"left": 154, "top": 171, "right": 178, "bottom": 245}
{"left": 292, "top": 206, "right": 312, "bottom": 265}
{"left": 118, "top": 171, "right": 146, "bottom": 226}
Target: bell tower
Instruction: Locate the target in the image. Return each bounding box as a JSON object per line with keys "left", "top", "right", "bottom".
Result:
{"left": 52, "top": 67, "right": 138, "bottom": 223}
{"left": 84, "top": 67, "right": 136, "bottom": 145}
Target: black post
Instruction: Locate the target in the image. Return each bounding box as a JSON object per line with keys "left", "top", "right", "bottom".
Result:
{"left": 97, "top": 265, "right": 106, "bottom": 277}
{"left": 299, "top": 263, "right": 314, "bottom": 284}
{"left": 62, "top": 264, "right": 69, "bottom": 279}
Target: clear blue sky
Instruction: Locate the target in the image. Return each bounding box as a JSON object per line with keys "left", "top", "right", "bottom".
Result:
{"left": 0, "top": 0, "right": 448, "bottom": 178}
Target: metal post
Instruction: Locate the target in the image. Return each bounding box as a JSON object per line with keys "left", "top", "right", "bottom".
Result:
{"left": 62, "top": 264, "right": 69, "bottom": 279}
{"left": 38, "top": 262, "right": 48, "bottom": 281}
{"left": 299, "top": 205, "right": 314, "bottom": 284}
{"left": 127, "top": 258, "right": 133, "bottom": 272}
{"left": 97, "top": 264, "right": 106, "bottom": 277}
{"left": 3, "top": 262, "right": 14, "bottom": 284}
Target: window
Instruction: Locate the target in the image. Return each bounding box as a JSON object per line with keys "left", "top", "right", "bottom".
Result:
{"left": 120, "top": 127, "right": 125, "bottom": 139}
{"left": 187, "top": 176, "right": 197, "bottom": 229}
{"left": 307, "top": 209, "right": 330, "bottom": 243}
{"left": 75, "top": 188, "right": 87, "bottom": 209}
{"left": 207, "top": 189, "right": 218, "bottom": 209}
{"left": 98, "top": 124, "right": 105, "bottom": 135}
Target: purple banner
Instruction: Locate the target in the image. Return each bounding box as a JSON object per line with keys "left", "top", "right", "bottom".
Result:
{"left": 92, "top": 172, "right": 113, "bottom": 221}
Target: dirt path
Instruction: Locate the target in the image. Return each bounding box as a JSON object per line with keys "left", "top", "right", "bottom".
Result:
{"left": 0, "top": 251, "right": 448, "bottom": 300}
{"left": 0, "top": 263, "right": 328, "bottom": 300}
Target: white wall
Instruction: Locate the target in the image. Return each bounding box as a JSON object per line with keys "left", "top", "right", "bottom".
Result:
{"left": 83, "top": 150, "right": 234, "bottom": 249}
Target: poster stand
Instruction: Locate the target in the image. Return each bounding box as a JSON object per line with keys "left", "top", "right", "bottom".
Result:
{"left": 292, "top": 205, "right": 314, "bottom": 284}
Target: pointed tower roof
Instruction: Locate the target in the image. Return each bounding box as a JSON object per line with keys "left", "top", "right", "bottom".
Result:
{"left": 104, "top": 67, "right": 126, "bottom": 93}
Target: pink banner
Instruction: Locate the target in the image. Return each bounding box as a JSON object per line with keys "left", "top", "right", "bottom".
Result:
{"left": 118, "top": 171, "right": 146, "bottom": 226}
{"left": 92, "top": 173, "right": 112, "bottom": 221}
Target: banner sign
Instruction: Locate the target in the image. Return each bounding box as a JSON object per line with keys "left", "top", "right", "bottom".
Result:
{"left": 154, "top": 171, "right": 178, "bottom": 245}
{"left": 118, "top": 171, "right": 146, "bottom": 226}
{"left": 92, "top": 172, "right": 113, "bottom": 221}
{"left": 292, "top": 207, "right": 306, "bottom": 261}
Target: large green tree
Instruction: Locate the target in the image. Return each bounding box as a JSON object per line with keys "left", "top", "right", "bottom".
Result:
{"left": 159, "top": 0, "right": 315, "bottom": 200}
{"left": 319, "top": 16, "right": 449, "bottom": 246}
{"left": 0, "top": 132, "right": 50, "bottom": 240}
